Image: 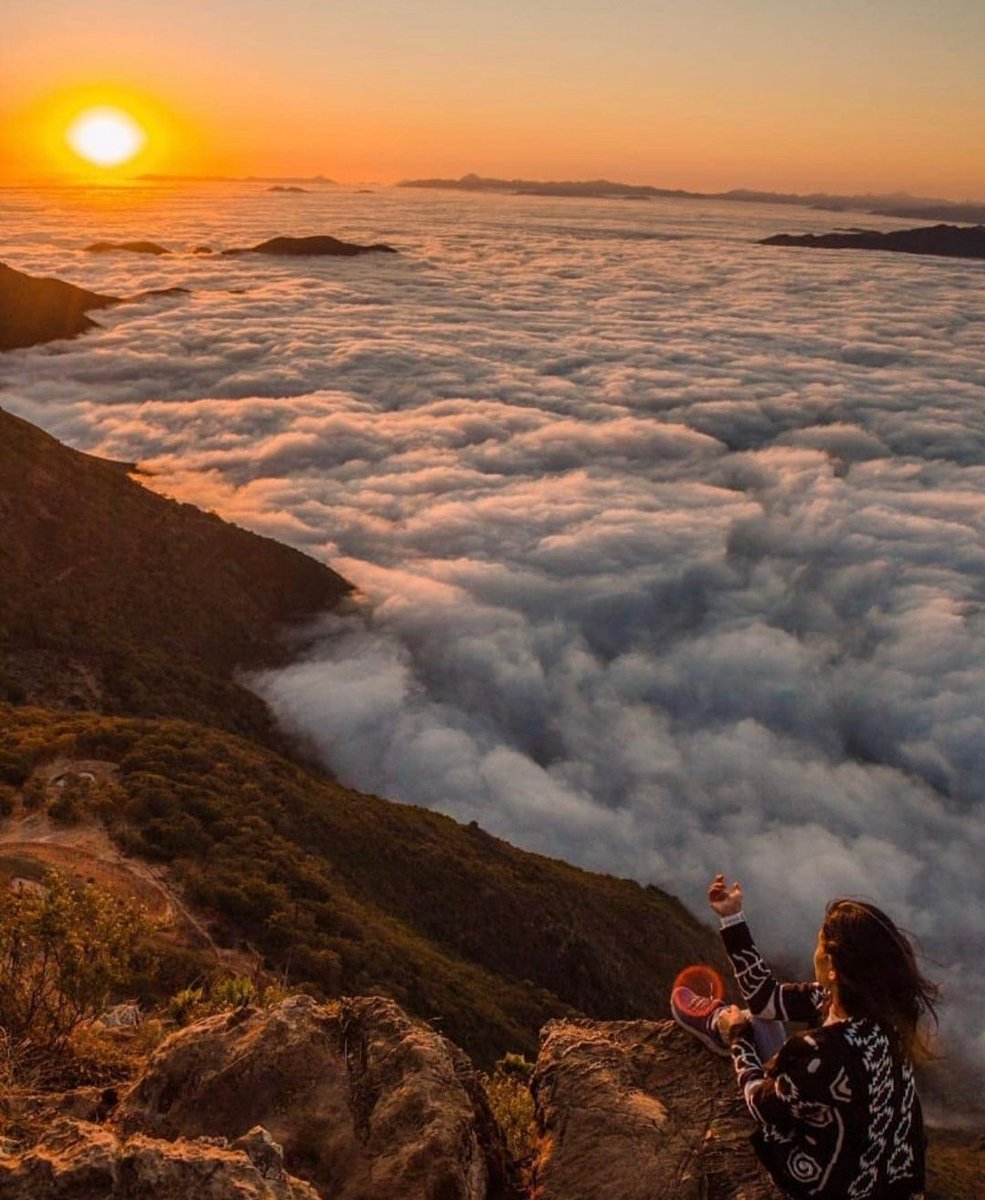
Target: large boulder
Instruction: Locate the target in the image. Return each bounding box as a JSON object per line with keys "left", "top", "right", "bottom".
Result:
{"left": 0, "top": 1118, "right": 319, "bottom": 1200}
{"left": 119, "top": 994, "right": 516, "bottom": 1200}
{"left": 530, "top": 1017, "right": 774, "bottom": 1200}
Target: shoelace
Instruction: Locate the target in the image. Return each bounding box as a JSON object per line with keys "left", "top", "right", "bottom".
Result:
{"left": 686, "top": 994, "right": 721, "bottom": 1018}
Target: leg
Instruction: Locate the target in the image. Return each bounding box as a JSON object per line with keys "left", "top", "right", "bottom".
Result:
{"left": 750, "top": 1016, "right": 786, "bottom": 1062}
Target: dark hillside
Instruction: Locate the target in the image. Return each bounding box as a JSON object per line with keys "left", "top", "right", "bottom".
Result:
{"left": 0, "top": 407, "right": 351, "bottom": 739}
{"left": 0, "top": 261, "right": 119, "bottom": 350}
{"left": 0, "top": 706, "right": 727, "bottom": 1067}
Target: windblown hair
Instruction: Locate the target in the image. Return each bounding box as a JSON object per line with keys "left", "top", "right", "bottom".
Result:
{"left": 822, "top": 899, "right": 940, "bottom": 1062}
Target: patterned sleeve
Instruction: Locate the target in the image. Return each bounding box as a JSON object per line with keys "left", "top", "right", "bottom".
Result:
{"left": 730, "top": 1028, "right": 851, "bottom": 1134}
{"left": 720, "top": 915, "right": 826, "bottom": 1023}
{"left": 729, "top": 1028, "right": 856, "bottom": 1196}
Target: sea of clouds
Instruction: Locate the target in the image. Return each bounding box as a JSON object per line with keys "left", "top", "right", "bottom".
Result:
{"left": 2, "top": 183, "right": 984, "bottom": 1083}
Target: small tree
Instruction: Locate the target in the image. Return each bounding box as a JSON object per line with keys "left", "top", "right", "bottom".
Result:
{"left": 0, "top": 871, "right": 151, "bottom": 1051}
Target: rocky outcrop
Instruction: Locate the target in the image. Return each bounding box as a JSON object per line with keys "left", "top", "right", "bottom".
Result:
{"left": 0, "top": 1118, "right": 319, "bottom": 1199}
{"left": 530, "top": 1017, "right": 773, "bottom": 1200}
{"left": 760, "top": 223, "right": 985, "bottom": 260}
{"left": 85, "top": 241, "right": 172, "bottom": 255}
{"left": 225, "top": 235, "right": 396, "bottom": 256}
{"left": 119, "top": 994, "right": 517, "bottom": 1200}
{"left": 0, "top": 262, "right": 119, "bottom": 351}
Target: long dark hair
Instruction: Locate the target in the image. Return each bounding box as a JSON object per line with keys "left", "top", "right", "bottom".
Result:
{"left": 822, "top": 899, "right": 939, "bottom": 1062}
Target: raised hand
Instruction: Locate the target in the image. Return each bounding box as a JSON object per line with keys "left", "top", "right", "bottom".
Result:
{"left": 708, "top": 873, "right": 743, "bottom": 917}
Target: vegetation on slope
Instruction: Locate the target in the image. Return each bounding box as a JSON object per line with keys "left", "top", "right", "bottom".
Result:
{"left": 0, "top": 705, "right": 726, "bottom": 1067}
{"left": 0, "top": 406, "right": 351, "bottom": 742}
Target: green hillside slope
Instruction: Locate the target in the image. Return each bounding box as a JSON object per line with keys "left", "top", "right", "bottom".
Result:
{"left": 0, "top": 705, "right": 726, "bottom": 1066}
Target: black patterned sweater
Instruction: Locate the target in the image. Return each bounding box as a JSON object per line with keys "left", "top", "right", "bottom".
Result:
{"left": 720, "top": 915, "right": 925, "bottom": 1200}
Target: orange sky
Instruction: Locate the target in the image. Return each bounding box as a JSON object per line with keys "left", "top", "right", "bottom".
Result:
{"left": 3, "top": 0, "right": 984, "bottom": 198}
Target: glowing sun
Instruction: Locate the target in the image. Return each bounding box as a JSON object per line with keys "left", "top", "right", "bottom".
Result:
{"left": 66, "top": 106, "right": 146, "bottom": 167}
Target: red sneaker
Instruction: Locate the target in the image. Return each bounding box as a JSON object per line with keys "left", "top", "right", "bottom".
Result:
{"left": 671, "top": 986, "right": 730, "bottom": 1056}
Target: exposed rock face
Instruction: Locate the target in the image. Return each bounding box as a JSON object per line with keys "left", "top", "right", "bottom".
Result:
{"left": 760, "top": 223, "right": 985, "bottom": 260}
{"left": 85, "top": 241, "right": 172, "bottom": 255}
{"left": 119, "top": 994, "right": 517, "bottom": 1200}
{"left": 225, "top": 235, "right": 396, "bottom": 256}
{"left": 0, "top": 1119, "right": 319, "bottom": 1199}
{"left": 0, "top": 262, "right": 119, "bottom": 351}
{"left": 530, "top": 1017, "right": 774, "bottom": 1200}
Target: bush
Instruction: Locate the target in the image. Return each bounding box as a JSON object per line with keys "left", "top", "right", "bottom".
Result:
{"left": 0, "top": 785, "right": 16, "bottom": 818}
{"left": 48, "top": 775, "right": 93, "bottom": 825}
{"left": 0, "top": 750, "right": 29, "bottom": 788}
{"left": 21, "top": 777, "right": 46, "bottom": 811}
{"left": 166, "top": 986, "right": 205, "bottom": 1027}
{"left": 0, "top": 870, "right": 152, "bottom": 1051}
{"left": 483, "top": 1054, "right": 537, "bottom": 1165}
{"left": 210, "top": 975, "right": 257, "bottom": 1010}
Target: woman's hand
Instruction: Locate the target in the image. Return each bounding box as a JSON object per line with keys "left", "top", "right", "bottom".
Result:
{"left": 716, "top": 1004, "right": 752, "bottom": 1043}
{"left": 708, "top": 873, "right": 743, "bottom": 917}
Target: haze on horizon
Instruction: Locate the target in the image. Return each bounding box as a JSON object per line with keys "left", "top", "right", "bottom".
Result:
{"left": 2, "top": 0, "right": 983, "bottom": 199}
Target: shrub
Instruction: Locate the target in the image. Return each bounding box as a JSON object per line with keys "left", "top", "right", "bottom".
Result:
{"left": 166, "top": 986, "right": 205, "bottom": 1027}
{"left": 260, "top": 983, "right": 290, "bottom": 1008}
{"left": 0, "top": 785, "right": 16, "bottom": 818}
{"left": 0, "top": 870, "right": 151, "bottom": 1051}
{"left": 483, "top": 1054, "right": 537, "bottom": 1164}
{"left": 68, "top": 1018, "right": 167, "bottom": 1085}
{"left": 21, "top": 777, "right": 46, "bottom": 811}
{"left": 0, "top": 750, "right": 29, "bottom": 788}
{"left": 48, "top": 775, "right": 94, "bottom": 825}
{"left": 210, "top": 975, "right": 257, "bottom": 1010}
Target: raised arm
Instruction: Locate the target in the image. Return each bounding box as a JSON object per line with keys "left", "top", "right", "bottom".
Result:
{"left": 708, "top": 874, "right": 826, "bottom": 1023}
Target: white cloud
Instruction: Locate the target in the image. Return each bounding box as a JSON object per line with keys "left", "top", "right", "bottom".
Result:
{"left": 3, "top": 183, "right": 984, "bottom": 1084}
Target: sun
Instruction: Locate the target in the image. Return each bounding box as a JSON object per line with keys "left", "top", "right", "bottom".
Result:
{"left": 66, "top": 106, "right": 146, "bottom": 168}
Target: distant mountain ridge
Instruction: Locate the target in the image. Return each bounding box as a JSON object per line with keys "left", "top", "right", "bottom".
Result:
{"left": 398, "top": 174, "right": 985, "bottom": 222}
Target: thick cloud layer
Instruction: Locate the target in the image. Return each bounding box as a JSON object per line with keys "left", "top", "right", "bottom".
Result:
{"left": 3, "top": 184, "right": 984, "bottom": 1082}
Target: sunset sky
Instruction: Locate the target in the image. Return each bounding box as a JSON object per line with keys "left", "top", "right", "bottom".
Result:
{"left": 3, "top": 0, "right": 984, "bottom": 197}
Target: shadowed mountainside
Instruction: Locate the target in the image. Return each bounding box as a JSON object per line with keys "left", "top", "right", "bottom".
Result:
{"left": 760, "top": 223, "right": 985, "bottom": 260}
{"left": 0, "top": 262, "right": 119, "bottom": 351}
{"left": 0, "top": 407, "right": 351, "bottom": 740}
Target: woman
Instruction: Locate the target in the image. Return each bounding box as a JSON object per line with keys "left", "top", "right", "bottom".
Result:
{"left": 671, "top": 874, "right": 938, "bottom": 1200}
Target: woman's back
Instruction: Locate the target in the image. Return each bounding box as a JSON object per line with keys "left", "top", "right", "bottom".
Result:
{"left": 736, "top": 1012, "right": 924, "bottom": 1199}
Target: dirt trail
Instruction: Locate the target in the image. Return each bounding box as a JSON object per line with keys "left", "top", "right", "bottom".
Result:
{"left": 0, "top": 759, "right": 221, "bottom": 959}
